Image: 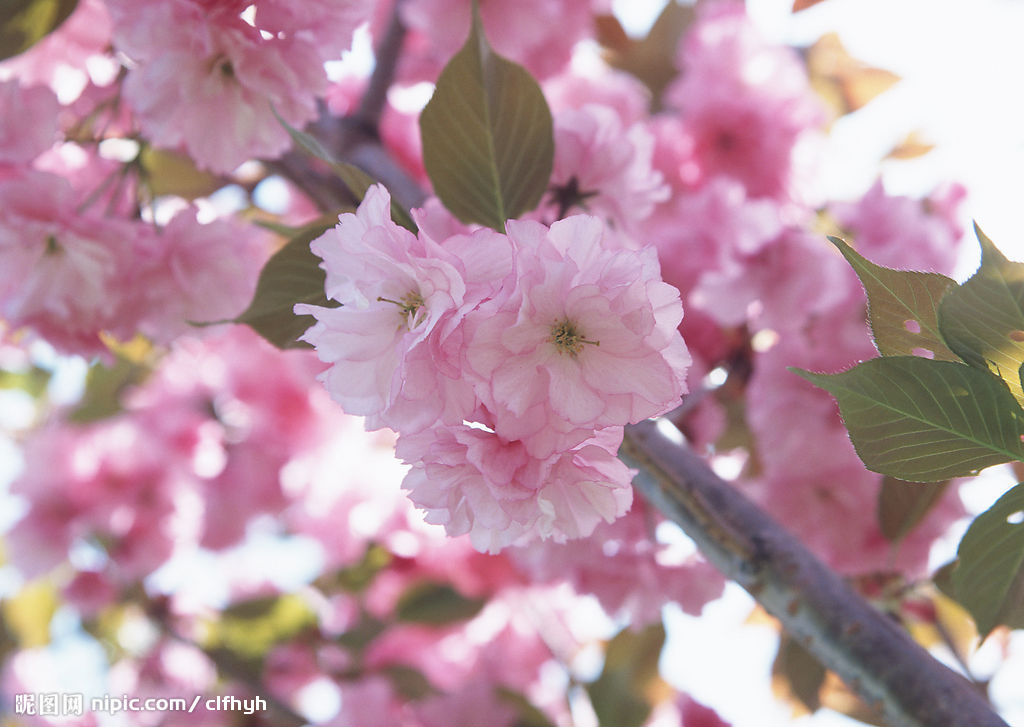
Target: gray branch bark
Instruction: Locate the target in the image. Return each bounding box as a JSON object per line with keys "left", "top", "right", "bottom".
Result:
{"left": 621, "top": 419, "right": 1007, "bottom": 727}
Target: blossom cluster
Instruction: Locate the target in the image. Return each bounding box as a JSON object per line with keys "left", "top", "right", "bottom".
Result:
{"left": 0, "top": 0, "right": 982, "bottom": 723}
{"left": 299, "top": 185, "right": 690, "bottom": 552}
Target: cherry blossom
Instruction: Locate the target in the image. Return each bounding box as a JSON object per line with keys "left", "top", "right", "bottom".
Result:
{"left": 129, "top": 209, "right": 269, "bottom": 343}
{"left": 510, "top": 499, "right": 726, "bottom": 623}
{"left": 106, "top": 0, "right": 336, "bottom": 173}
{"left": 830, "top": 179, "right": 965, "bottom": 273}
{"left": 392, "top": 0, "right": 595, "bottom": 82}
{"left": 546, "top": 104, "right": 668, "bottom": 231}
{"left": 0, "top": 80, "right": 59, "bottom": 168}
{"left": 665, "top": 0, "right": 826, "bottom": 202}
{"left": 396, "top": 421, "right": 634, "bottom": 552}
{"left": 298, "top": 185, "right": 510, "bottom": 433}
{"left": 0, "top": 171, "right": 138, "bottom": 355}
{"left": 466, "top": 216, "right": 689, "bottom": 457}
{"left": 0, "top": 0, "right": 114, "bottom": 97}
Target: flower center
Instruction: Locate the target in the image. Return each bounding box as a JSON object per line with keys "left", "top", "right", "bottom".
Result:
{"left": 378, "top": 291, "right": 426, "bottom": 328}
{"left": 207, "top": 54, "right": 235, "bottom": 79}
{"left": 549, "top": 318, "right": 599, "bottom": 357}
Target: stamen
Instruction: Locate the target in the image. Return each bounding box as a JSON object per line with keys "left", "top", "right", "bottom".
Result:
{"left": 378, "top": 291, "right": 426, "bottom": 328}
{"left": 549, "top": 318, "right": 599, "bottom": 357}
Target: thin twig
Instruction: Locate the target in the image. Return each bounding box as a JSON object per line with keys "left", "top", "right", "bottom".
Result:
{"left": 356, "top": 0, "right": 408, "bottom": 133}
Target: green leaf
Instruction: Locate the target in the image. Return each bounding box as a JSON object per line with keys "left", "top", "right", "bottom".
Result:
{"left": 230, "top": 220, "right": 338, "bottom": 350}
{"left": 316, "top": 543, "right": 392, "bottom": 594}
{"left": 878, "top": 477, "right": 949, "bottom": 543}
{"left": 419, "top": 2, "right": 554, "bottom": 231}
{"left": 0, "top": 365, "right": 50, "bottom": 398}
{"left": 951, "top": 482, "right": 1024, "bottom": 638}
{"left": 69, "top": 356, "right": 150, "bottom": 423}
{"left": 382, "top": 665, "right": 438, "bottom": 700}
{"left": 828, "top": 236, "right": 958, "bottom": 361}
{"left": 394, "top": 582, "right": 486, "bottom": 625}
{"left": 2, "top": 580, "right": 58, "bottom": 647}
{"left": 0, "top": 0, "right": 78, "bottom": 61}
{"left": 586, "top": 624, "right": 667, "bottom": 727}
{"left": 495, "top": 687, "right": 558, "bottom": 727}
{"left": 272, "top": 106, "right": 418, "bottom": 233}
{"left": 939, "top": 225, "right": 1024, "bottom": 407}
{"left": 335, "top": 613, "right": 387, "bottom": 653}
{"left": 205, "top": 594, "right": 317, "bottom": 660}
{"left": 793, "top": 356, "right": 1024, "bottom": 482}
{"left": 138, "top": 147, "right": 223, "bottom": 200}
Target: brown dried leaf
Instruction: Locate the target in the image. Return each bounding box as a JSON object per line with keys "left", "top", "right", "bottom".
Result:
{"left": 806, "top": 33, "right": 900, "bottom": 118}
{"left": 819, "top": 671, "right": 890, "bottom": 726}
{"left": 885, "top": 130, "right": 936, "bottom": 160}
{"left": 771, "top": 636, "right": 825, "bottom": 716}
{"left": 599, "top": 1, "right": 695, "bottom": 110}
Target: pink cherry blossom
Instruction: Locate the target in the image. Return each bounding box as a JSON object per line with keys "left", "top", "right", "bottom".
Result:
{"left": 509, "top": 499, "right": 725, "bottom": 623}
{"left": 129, "top": 208, "right": 269, "bottom": 343}
{"left": 0, "top": 171, "right": 139, "bottom": 355}
{"left": 391, "top": 0, "right": 594, "bottom": 83}
{"left": 829, "top": 179, "right": 964, "bottom": 274}
{"left": 744, "top": 333, "right": 964, "bottom": 576}
{"left": 0, "top": 80, "right": 59, "bottom": 167}
{"left": 648, "top": 177, "right": 784, "bottom": 300}
{"left": 396, "top": 421, "right": 634, "bottom": 552}
{"left": 690, "top": 226, "right": 855, "bottom": 330}
{"left": 466, "top": 216, "right": 689, "bottom": 456}
{"left": 106, "top": 0, "right": 330, "bottom": 173}
{"left": 247, "top": 0, "right": 369, "bottom": 60}
{"left": 323, "top": 676, "right": 407, "bottom": 727}
{"left": 6, "top": 420, "right": 188, "bottom": 581}
{"left": 298, "top": 185, "right": 512, "bottom": 433}
{"left": 126, "top": 327, "right": 335, "bottom": 550}
{"left": 665, "top": 1, "right": 826, "bottom": 201}
{"left": 0, "top": 0, "right": 113, "bottom": 96}
{"left": 543, "top": 66, "right": 652, "bottom": 124}
{"left": 546, "top": 104, "right": 668, "bottom": 231}
{"left": 33, "top": 138, "right": 140, "bottom": 220}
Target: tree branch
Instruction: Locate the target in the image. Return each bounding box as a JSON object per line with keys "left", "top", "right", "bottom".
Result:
{"left": 355, "top": 0, "right": 407, "bottom": 133}
{"left": 621, "top": 418, "right": 1007, "bottom": 727}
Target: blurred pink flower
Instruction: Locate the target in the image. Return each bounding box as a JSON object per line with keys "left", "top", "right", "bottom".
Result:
{"left": 0, "top": 0, "right": 113, "bottom": 94}
{"left": 129, "top": 209, "right": 269, "bottom": 344}
{"left": 107, "top": 0, "right": 334, "bottom": 173}
{"left": 397, "top": 422, "right": 633, "bottom": 552}
{"left": 0, "top": 171, "right": 139, "bottom": 355}
{"left": 666, "top": 1, "right": 825, "bottom": 201}
{"left": 0, "top": 80, "right": 59, "bottom": 167}
{"left": 510, "top": 499, "right": 725, "bottom": 623}
{"left": 392, "top": 0, "right": 594, "bottom": 83}
{"left": 830, "top": 179, "right": 965, "bottom": 274}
